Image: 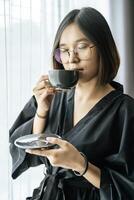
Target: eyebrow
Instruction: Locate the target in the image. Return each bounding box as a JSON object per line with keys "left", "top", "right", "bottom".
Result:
{"left": 59, "top": 38, "right": 90, "bottom": 47}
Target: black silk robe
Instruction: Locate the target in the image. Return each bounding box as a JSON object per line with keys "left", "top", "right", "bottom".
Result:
{"left": 9, "top": 82, "right": 134, "bottom": 200}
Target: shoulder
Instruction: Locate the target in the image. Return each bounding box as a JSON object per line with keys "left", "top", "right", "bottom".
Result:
{"left": 117, "top": 94, "right": 134, "bottom": 124}
{"left": 110, "top": 81, "right": 134, "bottom": 109}
{"left": 120, "top": 94, "right": 134, "bottom": 110}
{"left": 122, "top": 93, "right": 134, "bottom": 102}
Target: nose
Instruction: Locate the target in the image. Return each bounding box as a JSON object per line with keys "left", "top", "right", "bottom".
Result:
{"left": 68, "top": 51, "right": 79, "bottom": 63}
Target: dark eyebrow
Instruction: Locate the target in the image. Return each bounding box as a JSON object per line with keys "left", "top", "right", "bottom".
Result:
{"left": 59, "top": 38, "right": 89, "bottom": 47}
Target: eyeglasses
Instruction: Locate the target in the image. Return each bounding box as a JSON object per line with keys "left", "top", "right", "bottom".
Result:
{"left": 54, "top": 43, "right": 95, "bottom": 64}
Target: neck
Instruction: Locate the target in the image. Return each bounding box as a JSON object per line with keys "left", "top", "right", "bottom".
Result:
{"left": 75, "top": 79, "right": 114, "bottom": 101}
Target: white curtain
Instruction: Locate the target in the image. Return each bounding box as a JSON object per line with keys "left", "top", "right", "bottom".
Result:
{"left": 0, "top": 0, "right": 133, "bottom": 199}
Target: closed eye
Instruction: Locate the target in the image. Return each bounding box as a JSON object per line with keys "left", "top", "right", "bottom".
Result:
{"left": 60, "top": 48, "right": 68, "bottom": 53}
{"left": 77, "top": 43, "right": 89, "bottom": 49}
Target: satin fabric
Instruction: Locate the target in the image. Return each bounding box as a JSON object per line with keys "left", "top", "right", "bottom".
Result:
{"left": 9, "top": 81, "right": 134, "bottom": 199}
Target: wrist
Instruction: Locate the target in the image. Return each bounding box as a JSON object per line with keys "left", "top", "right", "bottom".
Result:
{"left": 37, "top": 107, "right": 49, "bottom": 115}
{"left": 73, "top": 152, "right": 89, "bottom": 176}
{"left": 36, "top": 109, "right": 48, "bottom": 119}
{"left": 36, "top": 112, "right": 47, "bottom": 119}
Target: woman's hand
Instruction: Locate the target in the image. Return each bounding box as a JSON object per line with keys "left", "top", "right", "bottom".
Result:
{"left": 26, "top": 137, "right": 101, "bottom": 188}
{"left": 26, "top": 137, "right": 85, "bottom": 172}
{"left": 33, "top": 75, "right": 56, "bottom": 116}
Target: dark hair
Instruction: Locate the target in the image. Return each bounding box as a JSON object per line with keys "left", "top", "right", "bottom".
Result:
{"left": 51, "top": 7, "right": 120, "bottom": 85}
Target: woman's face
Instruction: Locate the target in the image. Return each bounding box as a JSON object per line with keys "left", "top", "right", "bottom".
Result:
{"left": 59, "top": 23, "right": 100, "bottom": 83}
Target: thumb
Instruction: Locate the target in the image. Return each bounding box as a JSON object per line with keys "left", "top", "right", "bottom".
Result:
{"left": 46, "top": 137, "right": 66, "bottom": 149}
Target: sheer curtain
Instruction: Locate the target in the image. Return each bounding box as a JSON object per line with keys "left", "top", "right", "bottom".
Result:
{"left": 0, "top": 0, "right": 133, "bottom": 199}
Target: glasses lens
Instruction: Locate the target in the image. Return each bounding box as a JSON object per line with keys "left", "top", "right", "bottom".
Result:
{"left": 54, "top": 46, "right": 94, "bottom": 64}
{"left": 77, "top": 46, "right": 93, "bottom": 60}
{"left": 54, "top": 48, "right": 62, "bottom": 63}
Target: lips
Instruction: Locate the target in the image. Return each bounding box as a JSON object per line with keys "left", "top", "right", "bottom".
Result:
{"left": 68, "top": 66, "right": 84, "bottom": 71}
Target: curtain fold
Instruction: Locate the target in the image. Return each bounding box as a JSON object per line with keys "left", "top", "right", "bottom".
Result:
{"left": 0, "top": 0, "right": 10, "bottom": 199}
{"left": 109, "top": 0, "right": 134, "bottom": 97}
{"left": 123, "top": 0, "right": 134, "bottom": 97}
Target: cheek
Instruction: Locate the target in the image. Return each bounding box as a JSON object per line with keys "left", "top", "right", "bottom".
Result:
{"left": 85, "top": 66, "right": 99, "bottom": 77}
{"left": 84, "top": 55, "right": 100, "bottom": 72}
{"left": 79, "top": 59, "right": 99, "bottom": 81}
{"left": 93, "top": 49, "right": 100, "bottom": 67}
{"left": 87, "top": 52, "right": 100, "bottom": 74}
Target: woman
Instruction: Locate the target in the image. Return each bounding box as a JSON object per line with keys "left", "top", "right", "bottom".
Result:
{"left": 9, "top": 7, "right": 134, "bottom": 200}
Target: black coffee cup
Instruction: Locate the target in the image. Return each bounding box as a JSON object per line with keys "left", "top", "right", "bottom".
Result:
{"left": 48, "top": 69, "right": 79, "bottom": 89}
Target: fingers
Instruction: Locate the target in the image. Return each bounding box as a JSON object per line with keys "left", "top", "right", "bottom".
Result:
{"left": 25, "top": 147, "right": 64, "bottom": 167}
{"left": 25, "top": 139, "right": 78, "bottom": 168}
{"left": 34, "top": 80, "right": 46, "bottom": 91}
{"left": 25, "top": 148, "right": 54, "bottom": 157}
{"left": 37, "top": 75, "right": 51, "bottom": 88}
{"left": 33, "top": 79, "right": 51, "bottom": 92}
{"left": 46, "top": 137, "right": 70, "bottom": 149}
{"left": 37, "top": 75, "right": 49, "bottom": 84}
{"left": 35, "top": 87, "right": 55, "bottom": 96}
{"left": 25, "top": 148, "right": 43, "bottom": 156}
{"left": 34, "top": 75, "right": 49, "bottom": 91}
{"left": 25, "top": 138, "right": 69, "bottom": 156}
{"left": 39, "top": 88, "right": 56, "bottom": 101}
{"left": 33, "top": 75, "right": 54, "bottom": 96}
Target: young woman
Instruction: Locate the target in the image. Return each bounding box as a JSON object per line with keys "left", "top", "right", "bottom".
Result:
{"left": 9, "top": 7, "right": 134, "bottom": 200}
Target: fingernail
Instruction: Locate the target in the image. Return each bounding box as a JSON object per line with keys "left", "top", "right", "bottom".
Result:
{"left": 46, "top": 137, "right": 53, "bottom": 142}
{"left": 25, "top": 149, "right": 31, "bottom": 153}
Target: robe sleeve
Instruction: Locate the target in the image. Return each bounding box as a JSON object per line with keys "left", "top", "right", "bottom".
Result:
{"left": 9, "top": 96, "right": 44, "bottom": 179}
{"left": 99, "top": 97, "right": 134, "bottom": 199}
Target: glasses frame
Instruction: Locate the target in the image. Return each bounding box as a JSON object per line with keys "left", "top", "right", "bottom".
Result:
{"left": 54, "top": 44, "right": 95, "bottom": 64}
